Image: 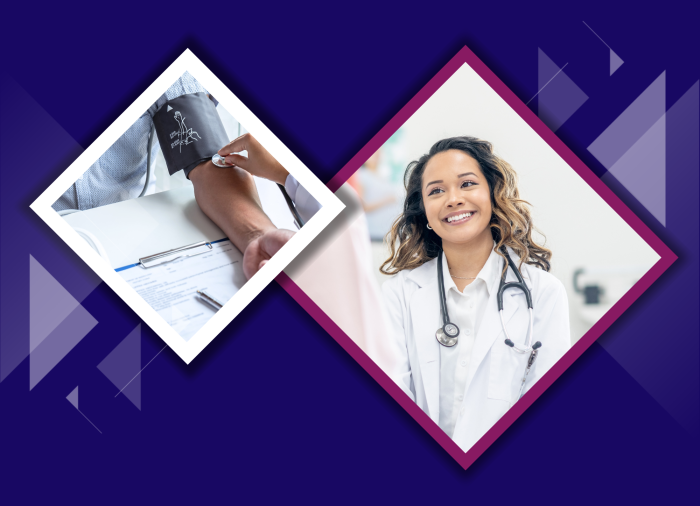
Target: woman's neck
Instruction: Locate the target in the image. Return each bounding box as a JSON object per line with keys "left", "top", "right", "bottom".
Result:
{"left": 442, "top": 230, "right": 493, "bottom": 291}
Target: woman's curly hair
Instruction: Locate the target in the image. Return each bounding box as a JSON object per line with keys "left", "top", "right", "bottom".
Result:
{"left": 380, "top": 136, "right": 551, "bottom": 275}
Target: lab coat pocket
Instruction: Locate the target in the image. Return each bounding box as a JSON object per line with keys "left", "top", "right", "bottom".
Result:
{"left": 488, "top": 340, "right": 530, "bottom": 406}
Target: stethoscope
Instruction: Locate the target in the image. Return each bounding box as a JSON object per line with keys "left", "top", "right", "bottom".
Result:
{"left": 435, "top": 246, "right": 542, "bottom": 400}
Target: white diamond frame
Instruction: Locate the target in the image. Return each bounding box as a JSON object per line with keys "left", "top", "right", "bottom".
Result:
{"left": 30, "top": 49, "right": 345, "bottom": 364}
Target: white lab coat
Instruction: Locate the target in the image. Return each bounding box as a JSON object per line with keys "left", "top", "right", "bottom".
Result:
{"left": 382, "top": 248, "right": 570, "bottom": 452}
{"left": 285, "top": 175, "right": 322, "bottom": 224}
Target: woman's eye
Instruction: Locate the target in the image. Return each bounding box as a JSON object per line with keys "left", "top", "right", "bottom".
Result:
{"left": 462, "top": 181, "right": 476, "bottom": 188}
{"left": 428, "top": 187, "right": 444, "bottom": 196}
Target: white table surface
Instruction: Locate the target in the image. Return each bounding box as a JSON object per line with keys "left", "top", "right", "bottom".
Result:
{"left": 63, "top": 178, "right": 296, "bottom": 270}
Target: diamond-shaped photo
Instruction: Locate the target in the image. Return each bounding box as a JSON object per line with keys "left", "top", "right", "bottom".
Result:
{"left": 284, "top": 47, "right": 672, "bottom": 466}
{"left": 30, "top": 50, "right": 344, "bottom": 363}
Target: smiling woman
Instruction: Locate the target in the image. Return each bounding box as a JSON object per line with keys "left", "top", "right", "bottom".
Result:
{"left": 380, "top": 136, "right": 570, "bottom": 451}
{"left": 381, "top": 136, "right": 551, "bottom": 277}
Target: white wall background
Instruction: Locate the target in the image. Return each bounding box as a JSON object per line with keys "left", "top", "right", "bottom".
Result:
{"left": 371, "top": 64, "right": 659, "bottom": 343}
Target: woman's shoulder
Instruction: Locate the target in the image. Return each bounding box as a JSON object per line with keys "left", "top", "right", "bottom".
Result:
{"left": 521, "top": 262, "right": 567, "bottom": 299}
{"left": 382, "top": 257, "right": 438, "bottom": 294}
{"left": 503, "top": 247, "right": 561, "bottom": 291}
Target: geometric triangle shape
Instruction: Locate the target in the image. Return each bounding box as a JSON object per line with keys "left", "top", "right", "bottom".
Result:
{"left": 67, "top": 386, "right": 79, "bottom": 410}
{"left": 667, "top": 81, "right": 699, "bottom": 177}
{"left": 97, "top": 324, "right": 141, "bottom": 410}
{"left": 601, "top": 81, "right": 698, "bottom": 437}
{"left": 599, "top": 87, "right": 698, "bottom": 435}
{"left": 608, "top": 113, "right": 666, "bottom": 225}
{"left": 167, "top": 105, "right": 173, "bottom": 112}
{"left": 537, "top": 48, "right": 589, "bottom": 131}
{"left": 29, "top": 254, "right": 81, "bottom": 353}
{"left": 30, "top": 300, "right": 98, "bottom": 390}
{"left": 588, "top": 72, "right": 665, "bottom": 170}
{"left": 610, "top": 49, "right": 624, "bottom": 76}
{"left": 644, "top": 79, "right": 699, "bottom": 437}
{"left": 1, "top": 75, "right": 89, "bottom": 384}
{"left": 537, "top": 48, "right": 561, "bottom": 92}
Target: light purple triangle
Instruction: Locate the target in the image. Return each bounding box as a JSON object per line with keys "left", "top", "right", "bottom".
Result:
{"left": 29, "top": 255, "right": 81, "bottom": 353}
{"left": 610, "top": 49, "right": 624, "bottom": 76}
{"left": 607, "top": 113, "right": 666, "bottom": 225}
{"left": 537, "top": 48, "right": 588, "bottom": 131}
{"left": 67, "top": 386, "right": 79, "bottom": 410}
{"left": 1, "top": 75, "right": 95, "bottom": 384}
{"left": 97, "top": 324, "right": 141, "bottom": 410}
{"left": 30, "top": 304, "right": 98, "bottom": 390}
{"left": 588, "top": 72, "right": 665, "bottom": 170}
{"left": 29, "top": 258, "right": 98, "bottom": 390}
{"left": 600, "top": 81, "right": 698, "bottom": 437}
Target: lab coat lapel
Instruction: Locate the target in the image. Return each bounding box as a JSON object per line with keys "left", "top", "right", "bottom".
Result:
{"left": 466, "top": 259, "right": 523, "bottom": 390}
{"left": 407, "top": 261, "right": 441, "bottom": 422}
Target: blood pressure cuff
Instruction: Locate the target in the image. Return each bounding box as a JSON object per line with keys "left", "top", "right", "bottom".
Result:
{"left": 152, "top": 92, "right": 229, "bottom": 178}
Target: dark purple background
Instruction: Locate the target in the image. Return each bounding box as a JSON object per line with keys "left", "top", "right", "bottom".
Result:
{"left": 1, "top": 1, "right": 698, "bottom": 503}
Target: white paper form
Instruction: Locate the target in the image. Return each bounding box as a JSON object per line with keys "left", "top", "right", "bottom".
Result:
{"left": 117, "top": 240, "right": 247, "bottom": 341}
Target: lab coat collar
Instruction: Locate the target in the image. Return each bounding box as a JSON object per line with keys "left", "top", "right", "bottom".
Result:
{"left": 407, "top": 244, "right": 524, "bottom": 293}
{"left": 504, "top": 246, "right": 533, "bottom": 290}
{"left": 405, "top": 256, "right": 437, "bottom": 289}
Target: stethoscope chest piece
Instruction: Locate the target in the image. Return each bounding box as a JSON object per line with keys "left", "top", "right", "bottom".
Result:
{"left": 212, "top": 154, "right": 234, "bottom": 168}
{"left": 436, "top": 326, "right": 458, "bottom": 347}
{"left": 435, "top": 250, "right": 461, "bottom": 347}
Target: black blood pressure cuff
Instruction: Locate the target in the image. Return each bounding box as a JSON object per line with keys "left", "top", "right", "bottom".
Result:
{"left": 152, "top": 92, "right": 229, "bottom": 178}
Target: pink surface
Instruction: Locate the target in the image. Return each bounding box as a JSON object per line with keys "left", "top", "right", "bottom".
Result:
{"left": 278, "top": 46, "right": 677, "bottom": 469}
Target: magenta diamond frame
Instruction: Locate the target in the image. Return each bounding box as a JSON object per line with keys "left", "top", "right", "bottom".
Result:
{"left": 277, "top": 46, "right": 676, "bottom": 469}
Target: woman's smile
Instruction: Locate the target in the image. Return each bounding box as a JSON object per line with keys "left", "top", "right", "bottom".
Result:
{"left": 442, "top": 210, "right": 477, "bottom": 225}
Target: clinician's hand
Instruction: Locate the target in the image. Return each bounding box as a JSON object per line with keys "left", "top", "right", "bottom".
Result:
{"left": 242, "top": 228, "right": 296, "bottom": 279}
{"left": 218, "top": 133, "right": 289, "bottom": 185}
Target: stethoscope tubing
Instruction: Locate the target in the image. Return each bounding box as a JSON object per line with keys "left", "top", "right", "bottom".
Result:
{"left": 436, "top": 249, "right": 459, "bottom": 340}
{"left": 500, "top": 307, "right": 535, "bottom": 353}
{"left": 437, "top": 246, "right": 535, "bottom": 349}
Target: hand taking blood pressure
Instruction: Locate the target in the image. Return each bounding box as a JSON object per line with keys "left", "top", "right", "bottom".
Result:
{"left": 217, "top": 133, "right": 321, "bottom": 228}
{"left": 190, "top": 134, "right": 302, "bottom": 280}
{"left": 196, "top": 133, "right": 321, "bottom": 279}
{"left": 217, "top": 133, "right": 290, "bottom": 185}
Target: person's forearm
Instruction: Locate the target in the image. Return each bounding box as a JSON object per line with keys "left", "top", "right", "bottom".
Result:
{"left": 189, "top": 161, "right": 277, "bottom": 253}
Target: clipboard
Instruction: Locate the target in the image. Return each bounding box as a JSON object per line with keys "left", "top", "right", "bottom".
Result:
{"left": 115, "top": 238, "right": 246, "bottom": 340}
{"left": 139, "top": 240, "right": 214, "bottom": 268}
{"left": 115, "top": 238, "right": 228, "bottom": 272}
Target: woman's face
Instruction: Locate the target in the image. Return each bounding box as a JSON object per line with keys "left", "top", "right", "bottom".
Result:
{"left": 422, "top": 150, "right": 493, "bottom": 247}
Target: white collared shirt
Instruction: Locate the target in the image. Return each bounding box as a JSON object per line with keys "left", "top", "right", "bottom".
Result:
{"left": 438, "top": 246, "right": 500, "bottom": 437}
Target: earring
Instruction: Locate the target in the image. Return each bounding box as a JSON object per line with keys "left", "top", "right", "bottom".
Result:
{"left": 426, "top": 223, "right": 432, "bottom": 230}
